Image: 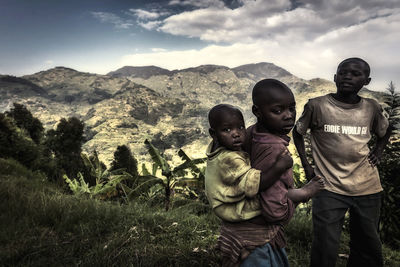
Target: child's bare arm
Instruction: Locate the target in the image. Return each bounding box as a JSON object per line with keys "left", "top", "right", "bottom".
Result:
{"left": 368, "top": 125, "right": 392, "bottom": 167}
{"left": 258, "top": 149, "right": 293, "bottom": 192}
{"left": 293, "top": 126, "right": 315, "bottom": 180}
{"left": 288, "top": 175, "right": 325, "bottom": 203}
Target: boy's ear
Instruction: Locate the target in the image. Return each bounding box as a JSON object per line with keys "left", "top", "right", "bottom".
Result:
{"left": 334, "top": 74, "right": 337, "bottom": 83}
{"left": 364, "top": 77, "right": 371, "bottom": 85}
{"left": 252, "top": 105, "right": 260, "bottom": 118}
{"left": 209, "top": 128, "right": 216, "bottom": 139}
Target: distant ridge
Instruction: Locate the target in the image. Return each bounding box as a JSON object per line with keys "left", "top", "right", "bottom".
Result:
{"left": 107, "top": 62, "right": 291, "bottom": 80}
{"left": 233, "top": 62, "right": 293, "bottom": 81}
{"left": 179, "top": 64, "right": 230, "bottom": 75}
{"left": 0, "top": 75, "right": 48, "bottom": 97}
{"left": 108, "top": 66, "right": 172, "bottom": 79}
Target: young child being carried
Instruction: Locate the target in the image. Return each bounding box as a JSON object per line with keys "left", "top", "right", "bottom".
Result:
{"left": 205, "top": 102, "right": 323, "bottom": 266}
{"left": 293, "top": 57, "right": 392, "bottom": 267}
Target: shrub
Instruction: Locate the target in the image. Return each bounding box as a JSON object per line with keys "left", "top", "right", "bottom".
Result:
{"left": 0, "top": 113, "right": 41, "bottom": 170}
{"left": 109, "top": 145, "right": 139, "bottom": 186}
{"left": 45, "top": 117, "right": 85, "bottom": 179}
{"left": 6, "top": 103, "right": 44, "bottom": 144}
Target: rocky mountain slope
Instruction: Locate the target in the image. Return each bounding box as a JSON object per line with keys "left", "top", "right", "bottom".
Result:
{"left": 0, "top": 63, "right": 385, "bottom": 165}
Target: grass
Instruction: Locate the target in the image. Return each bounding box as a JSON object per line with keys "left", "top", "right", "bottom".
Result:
{"left": 1, "top": 158, "right": 399, "bottom": 266}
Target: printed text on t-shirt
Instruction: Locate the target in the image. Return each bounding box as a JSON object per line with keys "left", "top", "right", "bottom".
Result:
{"left": 324, "top": 124, "right": 368, "bottom": 135}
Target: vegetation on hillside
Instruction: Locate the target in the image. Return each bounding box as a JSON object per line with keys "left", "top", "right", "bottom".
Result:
{"left": 0, "top": 89, "right": 399, "bottom": 266}
{"left": 1, "top": 159, "right": 400, "bottom": 266}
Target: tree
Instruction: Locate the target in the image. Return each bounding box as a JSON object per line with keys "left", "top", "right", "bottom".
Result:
{"left": 378, "top": 81, "right": 400, "bottom": 248}
{"left": 6, "top": 103, "right": 44, "bottom": 144}
{"left": 0, "top": 112, "right": 41, "bottom": 170}
{"left": 45, "top": 117, "right": 85, "bottom": 179}
{"left": 110, "top": 145, "right": 139, "bottom": 179}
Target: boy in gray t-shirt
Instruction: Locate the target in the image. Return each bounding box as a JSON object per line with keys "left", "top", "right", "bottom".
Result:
{"left": 293, "top": 57, "right": 391, "bottom": 267}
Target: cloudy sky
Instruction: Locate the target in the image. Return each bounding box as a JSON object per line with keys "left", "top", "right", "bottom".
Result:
{"left": 1, "top": 0, "right": 399, "bottom": 91}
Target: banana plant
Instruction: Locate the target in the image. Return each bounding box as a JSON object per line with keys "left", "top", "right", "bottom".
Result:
{"left": 176, "top": 148, "right": 206, "bottom": 190}
{"left": 136, "top": 139, "right": 206, "bottom": 211}
{"left": 384, "top": 81, "right": 400, "bottom": 133}
{"left": 64, "top": 151, "right": 135, "bottom": 201}
{"left": 63, "top": 171, "right": 127, "bottom": 199}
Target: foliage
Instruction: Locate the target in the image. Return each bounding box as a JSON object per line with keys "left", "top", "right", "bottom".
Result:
{"left": 177, "top": 148, "right": 208, "bottom": 202}
{"left": 383, "top": 81, "right": 400, "bottom": 133}
{"left": 292, "top": 163, "right": 307, "bottom": 188}
{"left": 378, "top": 139, "right": 400, "bottom": 248}
{"left": 376, "top": 81, "right": 400, "bottom": 248}
{"left": 109, "top": 145, "right": 139, "bottom": 186}
{"left": 0, "top": 104, "right": 61, "bottom": 181}
{"left": 177, "top": 149, "right": 206, "bottom": 184}
{"left": 0, "top": 158, "right": 39, "bottom": 180}
{"left": 63, "top": 152, "right": 136, "bottom": 201}
{"left": 0, "top": 112, "right": 42, "bottom": 170}
{"left": 45, "top": 117, "right": 85, "bottom": 179}
{"left": 63, "top": 172, "right": 91, "bottom": 195}
{"left": 1, "top": 165, "right": 400, "bottom": 267}
{"left": 6, "top": 102, "right": 44, "bottom": 144}
{"left": 141, "top": 139, "right": 206, "bottom": 211}
{"left": 63, "top": 171, "right": 130, "bottom": 200}
{"left": 81, "top": 150, "right": 106, "bottom": 186}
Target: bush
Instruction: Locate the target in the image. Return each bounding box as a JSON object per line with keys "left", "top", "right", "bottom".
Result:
{"left": 0, "top": 114, "right": 42, "bottom": 170}
{"left": 378, "top": 140, "right": 400, "bottom": 248}
{"left": 45, "top": 117, "right": 85, "bottom": 179}
{"left": 1, "top": 164, "right": 399, "bottom": 267}
{"left": 6, "top": 103, "right": 44, "bottom": 144}
{"left": 110, "top": 145, "right": 139, "bottom": 187}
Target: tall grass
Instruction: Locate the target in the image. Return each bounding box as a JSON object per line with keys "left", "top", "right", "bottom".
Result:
{"left": 1, "top": 158, "right": 399, "bottom": 266}
{"left": 0, "top": 159, "right": 220, "bottom": 266}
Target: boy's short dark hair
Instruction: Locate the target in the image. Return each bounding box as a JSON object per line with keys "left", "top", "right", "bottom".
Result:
{"left": 252, "top": 79, "right": 290, "bottom": 106}
{"left": 338, "top": 57, "right": 370, "bottom": 77}
{"left": 208, "top": 104, "right": 243, "bottom": 129}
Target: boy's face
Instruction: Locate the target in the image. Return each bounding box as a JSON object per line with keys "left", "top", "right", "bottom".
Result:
{"left": 334, "top": 61, "right": 371, "bottom": 95}
{"left": 210, "top": 112, "right": 246, "bottom": 151}
{"left": 253, "top": 87, "right": 296, "bottom": 135}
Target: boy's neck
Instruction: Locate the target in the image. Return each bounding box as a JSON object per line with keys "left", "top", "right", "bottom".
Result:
{"left": 331, "top": 92, "right": 361, "bottom": 104}
{"left": 254, "top": 123, "right": 290, "bottom": 142}
{"left": 256, "top": 122, "right": 271, "bottom": 133}
{"left": 255, "top": 123, "right": 283, "bottom": 136}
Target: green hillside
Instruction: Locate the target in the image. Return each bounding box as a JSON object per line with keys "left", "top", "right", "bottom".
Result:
{"left": 1, "top": 158, "right": 399, "bottom": 266}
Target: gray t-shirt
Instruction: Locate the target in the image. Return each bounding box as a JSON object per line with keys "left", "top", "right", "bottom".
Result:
{"left": 296, "top": 94, "right": 389, "bottom": 196}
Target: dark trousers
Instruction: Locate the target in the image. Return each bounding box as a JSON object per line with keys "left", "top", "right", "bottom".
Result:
{"left": 310, "top": 190, "right": 383, "bottom": 267}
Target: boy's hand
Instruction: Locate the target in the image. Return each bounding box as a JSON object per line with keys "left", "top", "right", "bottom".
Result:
{"left": 304, "top": 165, "right": 316, "bottom": 181}
{"left": 368, "top": 148, "right": 383, "bottom": 167}
{"left": 276, "top": 149, "right": 293, "bottom": 170}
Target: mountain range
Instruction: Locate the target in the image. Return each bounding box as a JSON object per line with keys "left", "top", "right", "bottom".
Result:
{"left": 0, "top": 62, "right": 386, "bottom": 165}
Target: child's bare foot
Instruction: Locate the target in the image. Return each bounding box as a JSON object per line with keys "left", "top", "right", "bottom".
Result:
{"left": 288, "top": 176, "right": 325, "bottom": 203}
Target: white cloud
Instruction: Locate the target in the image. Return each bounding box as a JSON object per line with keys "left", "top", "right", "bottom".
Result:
{"left": 119, "top": 10, "right": 400, "bottom": 91}
{"left": 156, "top": 0, "right": 400, "bottom": 43}
{"left": 129, "top": 8, "right": 169, "bottom": 20}
{"left": 91, "top": 12, "right": 133, "bottom": 29}
{"left": 138, "top": 20, "right": 162, "bottom": 30}
{"left": 92, "top": 0, "right": 400, "bottom": 91}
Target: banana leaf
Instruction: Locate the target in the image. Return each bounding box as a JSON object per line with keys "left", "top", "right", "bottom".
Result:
{"left": 144, "top": 139, "right": 171, "bottom": 175}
